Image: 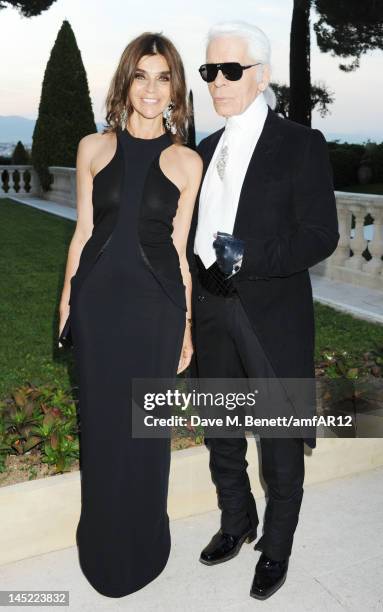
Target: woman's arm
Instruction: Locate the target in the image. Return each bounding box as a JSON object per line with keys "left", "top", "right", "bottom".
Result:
{"left": 171, "top": 147, "right": 203, "bottom": 312}
{"left": 58, "top": 135, "right": 96, "bottom": 333}
{"left": 165, "top": 145, "right": 203, "bottom": 372}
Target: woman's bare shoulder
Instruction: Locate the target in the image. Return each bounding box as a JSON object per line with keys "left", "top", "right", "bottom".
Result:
{"left": 78, "top": 131, "right": 115, "bottom": 157}
{"left": 169, "top": 143, "right": 203, "bottom": 176}
{"left": 77, "top": 131, "right": 117, "bottom": 175}
{"left": 172, "top": 143, "right": 202, "bottom": 161}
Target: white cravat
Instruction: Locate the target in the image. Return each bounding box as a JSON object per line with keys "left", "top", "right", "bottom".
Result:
{"left": 194, "top": 92, "right": 269, "bottom": 268}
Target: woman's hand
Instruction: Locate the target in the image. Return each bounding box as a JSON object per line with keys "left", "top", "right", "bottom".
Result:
{"left": 177, "top": 321, "right": 194, "bottom": 374}
{"left": 58, "top": 303, "right": 70, "bottom": 347}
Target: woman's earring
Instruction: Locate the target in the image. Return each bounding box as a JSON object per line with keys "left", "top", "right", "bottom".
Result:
{"left": 163, "top": 102, "right": 177, "bottom": 135}
{"left": 119, "top": 106, "right": 128, "bottom": 130}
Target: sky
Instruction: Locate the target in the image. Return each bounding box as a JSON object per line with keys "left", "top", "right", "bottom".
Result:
{"left": 0, "top": 0, "right": 382, "bottom": 139}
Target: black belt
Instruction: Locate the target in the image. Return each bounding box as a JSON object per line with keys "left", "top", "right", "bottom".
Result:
{"left": 195, "top": 255, "right": 238, "bottom": 297}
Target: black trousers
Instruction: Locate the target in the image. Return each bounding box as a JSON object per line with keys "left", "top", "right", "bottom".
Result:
{"left": 193, "top": 279, "right": 305, "bottom": 561}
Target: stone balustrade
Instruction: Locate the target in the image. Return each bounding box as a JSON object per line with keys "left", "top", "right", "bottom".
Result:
{"left": 45, "top": 167, "right": 77, "bottom": 208}
{"left": 0, "top": 165, "right": 76, "bottom": 208}
{"left": 0, "top": 165, "right": 40, "bottom": 197}
{"left": 312, "top": 191, "right": 383, "bottom": 291}
{"left": 1, "top": 166, "right": 382, "bottom": 291}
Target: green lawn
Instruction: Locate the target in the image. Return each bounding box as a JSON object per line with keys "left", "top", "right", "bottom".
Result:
{"left": 1, "top": 197, "right": 382, "bottom": 399}
{"left": 0, "top": 198, "right": 76, "bottom": 398}
{"left": 314, "top": 303, "right": 383, "bottom": 362}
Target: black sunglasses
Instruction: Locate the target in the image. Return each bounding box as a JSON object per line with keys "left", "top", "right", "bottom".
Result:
{"left": 198, "top": 62, "right": 261, "bottom": 82}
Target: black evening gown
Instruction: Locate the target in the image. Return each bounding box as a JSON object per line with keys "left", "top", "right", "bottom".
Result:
{"left": 69, "top": 126, "right": 187, "bottom": 597}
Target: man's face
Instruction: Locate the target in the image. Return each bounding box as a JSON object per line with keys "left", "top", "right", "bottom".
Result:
{"left": 206, "top": 36, "right": 269, "bottom": 117}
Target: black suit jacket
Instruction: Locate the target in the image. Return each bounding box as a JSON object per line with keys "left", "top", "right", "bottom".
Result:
{"left": 186, "top": 106, "right": 340, "bottom": 449}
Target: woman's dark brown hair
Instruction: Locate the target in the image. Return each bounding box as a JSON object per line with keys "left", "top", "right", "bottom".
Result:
{"left": 103, "top": 32, "right": 190, "bottom": 144}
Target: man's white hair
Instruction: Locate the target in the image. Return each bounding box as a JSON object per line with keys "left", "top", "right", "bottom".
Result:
{"left": 207, "top": 20, "right": 276, "bottom": 110}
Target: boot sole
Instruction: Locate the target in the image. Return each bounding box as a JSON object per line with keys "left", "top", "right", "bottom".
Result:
{"left": 199, "top": 530, "right": 256, "bottom": 566}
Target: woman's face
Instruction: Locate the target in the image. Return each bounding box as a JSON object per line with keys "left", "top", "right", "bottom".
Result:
{"left": 128, "top": 53, "right": 172, "bottom": 120}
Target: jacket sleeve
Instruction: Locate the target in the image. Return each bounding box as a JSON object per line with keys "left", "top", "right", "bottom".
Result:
{"left": 236, "top": 129, "right": 340, "bottom": 279}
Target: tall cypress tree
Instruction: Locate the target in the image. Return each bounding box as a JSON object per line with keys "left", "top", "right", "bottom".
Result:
{"left": 12, "top": 141, "right": 29, "bottom": 164}
{"left": 32, "top": 20, "right": 96, "bottom": 190}
{"left": 186, "top": 90, "right": 196, "bottom": 150}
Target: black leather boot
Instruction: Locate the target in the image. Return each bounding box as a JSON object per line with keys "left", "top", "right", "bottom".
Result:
{"left": 199, "top": 525, "right": 256, "bottom": 566}
{"left": 250, "top": 552, "right": 289, "bottom": 600}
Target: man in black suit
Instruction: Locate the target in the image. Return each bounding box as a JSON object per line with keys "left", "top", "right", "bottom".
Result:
{"left": 186, "top": 21, "right": 339, "bottom": 600}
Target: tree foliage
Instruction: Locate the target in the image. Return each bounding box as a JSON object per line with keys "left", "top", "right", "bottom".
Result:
{"left": 31, "top": 20, "right": 97, "bottom": 190}
{"left": 186, "top": 90, "right": 196, "bottom": 150}
{"left": 289, "top": 0, "right": 383, "bottom": 125}
{"left": 12, "top": 141, "right": 29, "bottom": 164}
{"left": 274, "top": 81, "right": 334, "bottom": 119}
{"left": 314, "top": 0, "right": 383, "bottom": 71}
{"left": 0, "top": 0, "right": 57, "bottom": 16}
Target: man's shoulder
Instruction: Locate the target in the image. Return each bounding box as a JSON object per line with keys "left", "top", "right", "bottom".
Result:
{"left": 273, "top": 111, "right": 324, "bottom": 143}
{"left": 197, "top": 128, "right": 224, "bottom": 154}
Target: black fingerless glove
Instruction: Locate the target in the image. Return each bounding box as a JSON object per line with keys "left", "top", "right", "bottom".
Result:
{"left": 213, "top": 231, "right": 245, "bottom": 278}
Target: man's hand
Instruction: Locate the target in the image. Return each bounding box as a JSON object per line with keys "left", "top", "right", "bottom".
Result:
{"left": 213, "top": 231, "right": 245, "bottom": 278}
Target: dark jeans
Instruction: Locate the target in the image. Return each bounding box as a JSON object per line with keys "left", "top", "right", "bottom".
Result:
{"left": 193, "top": 282, "right": 305, "bottom": 561}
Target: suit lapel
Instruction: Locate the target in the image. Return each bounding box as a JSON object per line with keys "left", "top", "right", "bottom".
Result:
{"left": 188, "top": 128, "right": 224, "bottom": 251}
{"left": 194, "top": 127, "right": 224, "bottom": 219}
{"left": 189, "top": 107, "right": 283, "bottom": 260}
{"left": 201, "top": 128, "right": 224, "bottom": 176}
{"left": 233, "top": 106, "right": 283, "bottom": 236}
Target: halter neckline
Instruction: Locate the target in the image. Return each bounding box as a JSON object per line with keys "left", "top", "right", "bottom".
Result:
{"left": 119, "top": 125, "right": 170, "bottom": 143}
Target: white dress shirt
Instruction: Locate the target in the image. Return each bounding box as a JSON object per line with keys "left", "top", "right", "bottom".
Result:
{"left": 194, "top": 91, "right": 269, "bottom": 268}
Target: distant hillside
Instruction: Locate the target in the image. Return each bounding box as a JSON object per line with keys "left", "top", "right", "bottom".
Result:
{"left": 0, "top": 116, "right": 105, "bottom": 147}
{"left": 0, "top": 115, "right": 211, "bottom": 151}
{"left": 0, "top": 116, "right": 36, "bottom": 144}
{"left": 0, "top": 117, "right": 212, "bottom": 157}
{"left": 1, "top": 115, "right": 381, "bottom": 154}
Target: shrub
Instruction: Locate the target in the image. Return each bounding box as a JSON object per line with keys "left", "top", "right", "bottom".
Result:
{"left": 327, "top": 142, "right": 364, "bottom": 189}
{"left": 0, "top": 382, "right": 79, "bottom": 474}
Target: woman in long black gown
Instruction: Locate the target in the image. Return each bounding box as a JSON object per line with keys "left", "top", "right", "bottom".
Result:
{"left": 58, "top": 33, "right": 202, "bottom": 598}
